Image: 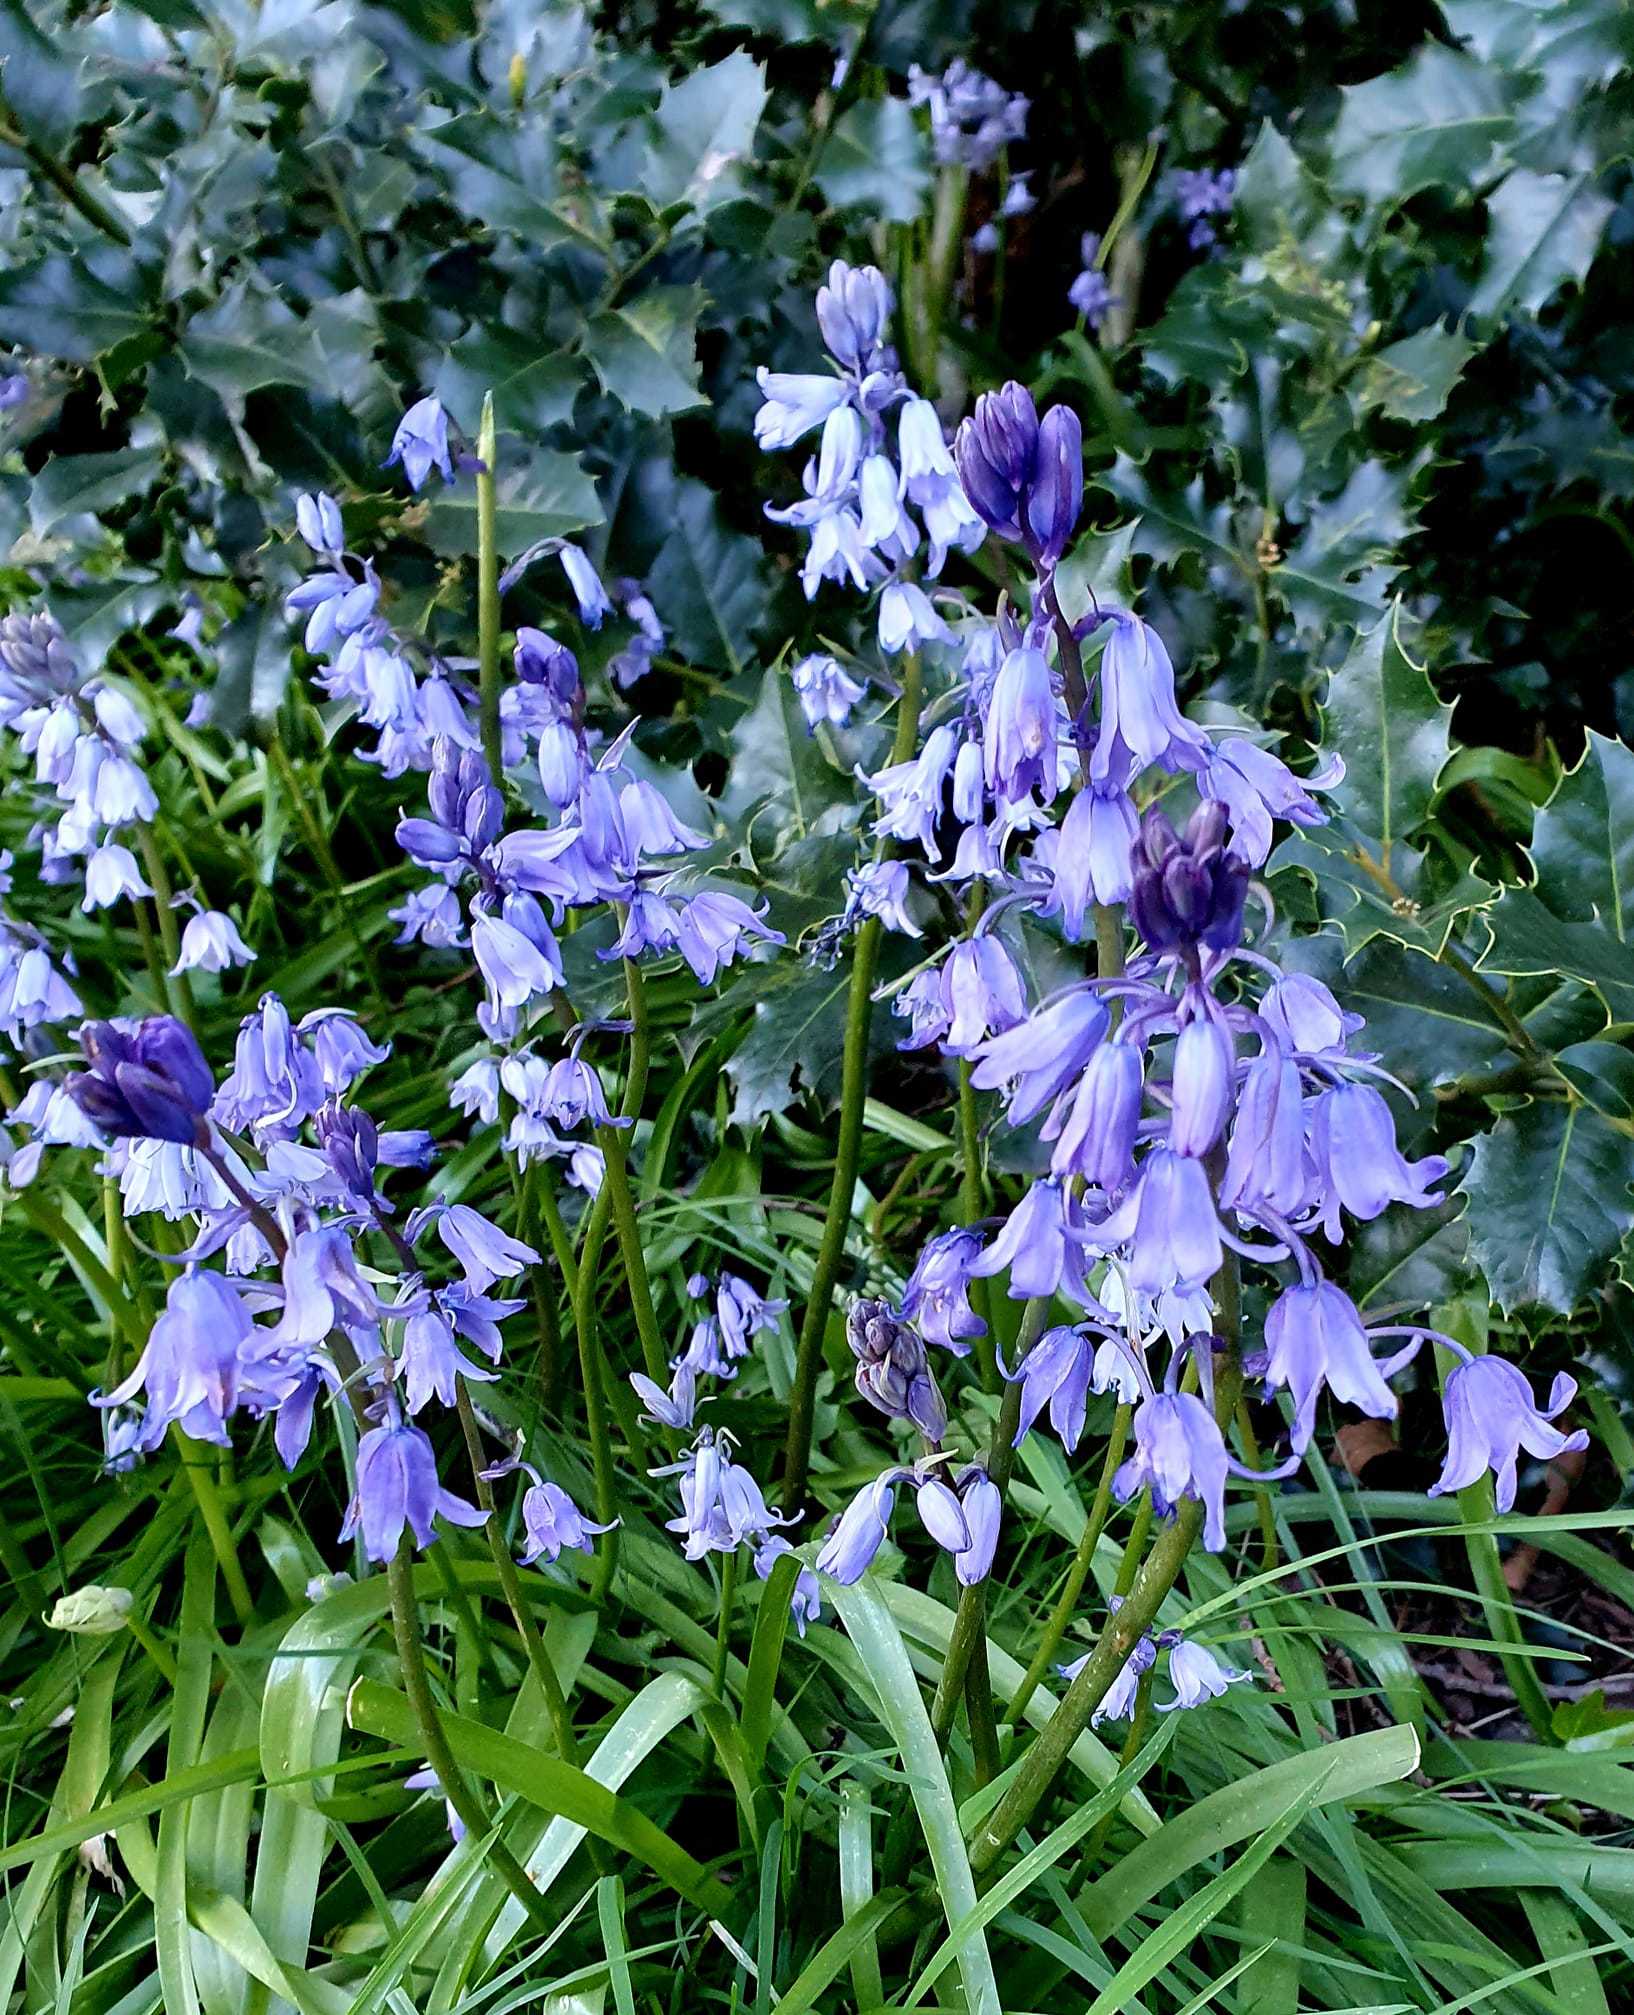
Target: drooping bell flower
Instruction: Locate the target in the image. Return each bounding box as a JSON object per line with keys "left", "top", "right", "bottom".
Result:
{"left": 753, "top": 1535, "right": 822, "bottom": 1635}
{"left": 1307, "top": 1081, "right": 1448, "bottom": 1241}
{"left": 1090, "top": 613, "right": 1209, "bottom": 783}
{"left": 1114, "top": 1388, "right": 1232, "bottom": 1551}
{"left": 173, "top": 910, "right": 257, "bottom": 975}
{"left": 1159, "top": 1636, "right": 1252, "bottom": 1711}
{"left": 1005, "top": 1322, "right": 1104, "bottom": 1454}
{"left": 1046, "top": 1037, "right": 1144, "bottom": 1191}
{"left": 1043, "top": 781, "right": 1139, "bottom": 934}
{"left": 1430, "top": 1355, "right": 1589, "bottom": 1513}
{"left": 93, "top": 1267, "right": 266, "bottom": 1452}
{"left": 983, "top": 645, "right": 1057, "bottom": 803}
{"left": 384, "top": 397, "right": 454, "bottom": 492}
{"left": 1167, "top": 1016, "right": 1235, "bottom": 1157}
{"left": 969, "top": 1178, "right": 1086, "bottom": 1301}
{"left": 953, "top": 1467, "right": 1001, "bottom": 1585}
{"left": 901, "top": 1225, "right": 988, "bottom": 1354}
{"left": 968, "top": 986, "right": 1109, "bottom": 1124}
{"left": 1258, "top": 972, "right": 1363, "bottom": 1062}
{"left": 791, "top": 652, "right": 866, "bottom": 729}
{"left": 1219, "top": 1044, "right": 1309, "bottom": 1216}
{"left": 1262, "top": 1278, "right": 1399, "bottom": 1452}
{"left": 517, "top": 1473, "right": 615, "bottom": 1564}
{"left": 1086, "top": 1148, "right": 1222, "bottom": 1296}
{"left": 341, "top": 1418, "right": 487, "bottom": 1562}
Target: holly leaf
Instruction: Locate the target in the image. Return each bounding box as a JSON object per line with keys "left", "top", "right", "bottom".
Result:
{"left": 648, "top": 478, "right": 772, "bottom": 673}
{"left": 421, "top": 441, "right": 602, "bottom": 558}
{"left": 29, "top": 446, "right": 166, "bottom": 538}
{"left": 0, "top": 256, "right": 153, "bottom": 365}
{"left": 435, "top": 326, "right": 583, "bottom": 436}
{"left": 1529, "top": 728, "right": 1634, "bottom": 934}
{"left": 1477, "top": 886, "right": 1634, "bottom": 1019}
{"left": 586, "top": 286, "right": 707, "bottom": 418}
{"left": 643, "top": 50, "right": 768, "bottom": 216}
{"left": 1463, "top": 1100, "right": 1634, "bottom": 1315}
{"left": 1468, "top": 168, "right": 1613, "bottom": 324}
{"left": 1274, "top": 826, "right": 1493, "bottom": 959}
{"left": 1358, "top": 325, "right": 1477, "bottom": 423}
{"left": 1329, "top": 45, "right": 1512, "bottom": 203}
{"left": 1098, "top": 457, "right": 1244, "bottom": 572}
{"left": 814, "top": 96, "right": 931, "bottom": 223}
{"left": 715, "top": 667, "right": 854, "bottom": 848}
{"left": 1320, "top": 605, "right": 1452, "bottom": 863}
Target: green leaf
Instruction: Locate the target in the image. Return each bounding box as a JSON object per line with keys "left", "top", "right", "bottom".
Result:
{"left": 703, "top": 957, "right": 858, "bottom": 1123}
{"left": 1329, "top": 45, "right": 1512, "bottom": 203}
{"left": 824, "top": 1580, "right": 1001, "bottom": 2015}
{"left": 28, "top": 446, "right": 165, "bottom": 537}
{"left": 1099, "top": 456, "right": 1244, "bottom": 571}
{"left": 648, "top": 477, "right": 771, "bottom": 671}
{"left": 1555, "top": 1040, "right": 1634, "bottom": 1122}
{"left": 1479, "top": 885, "right": 1634, "bottom": 1018}
{"left": 586, "top": 286, "right": 707, "bottom": 418}
{"left": 1530, "top": 728, "right": 1634, "bottom": 937}
{"left": 414, "top": 109, "right": 598, "bottom": 250}
{"left": 1232, "top": 119, "right": 1317, "bottom": 252}
{"left": 179, "top": 285, "right": 329, "bottom": 401}
{"left": 1273, "top": 826, "right": 1493, "bottom": 959}
{"left": 421, "top": 440, "right": 602, "bottom": 559}
{"left": 1467, "top": 168, "right": 1614, "bottom": 324}
{"left": 346, "top": 1677, "right": 728, "bottom": 1914}
{"left": 814, "top": 96, "right": 932, "bottom": 223}
{"left": 643, "top": 50, "right": 768, "bottom": 215}
{"left": 1321, "top": 607, "right": 1452, "bottom": 868}
{"left": 1274, "top": 460, "right": 1418, "bottom": 632}
{"left": 0, "top": 256, "right": 152, "bottom": 363}
{"left": 1462, "top": 1099, "right": 1634, "bottom": 1313}
{"left": 0, "top": 0, "right": 83, "bottom": 145}
{"left": 1359, "top": 325, "right": 1478, "bottom": 423}
{"left": 435, "top": 326, "right": 583, "bottom": 435}
{"left": 716, "top": 666, "right": 852, "bottom": 844}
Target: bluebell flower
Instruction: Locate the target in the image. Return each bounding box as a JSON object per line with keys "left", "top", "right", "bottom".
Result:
{"left": 1045, "top": 1037, "right": 1144, "bottom": 1190}
{"left": 426, "top": 1202, "right": 539, "bottom": 1295}
{"left": 557, "top": 544, "right": 611, "bottom": 627}
{"left": 968, "top": 987, "right": 1109, "bottom": 1124}
{"left": 901, "top": 1225, "right": 987, "bottom": 1354}
{"left": 0, "top": 931, "right": 81, "bottom": 1037}
{"left": 537, "top": 1055, "right": 623, "bottom": 1131}
{"left": 753, "top": 1535, "right": 822, "bottom": 1635}
{"left": 1159, "top": 1637, "right": 1251, "bottom": 1711}
{"left": 754, "top": 370, "right": 850, "bottom": 450}
{"left": 714, "top": 1271, "right": 787, "bottom": 1357}
{"left": 384, "top": 397, "right": 454, "bottom": 491}
{"left": 1263, "top": 1279, "right": 1399, "bottom": 1452}
{"left": 1041, "top": 782, "right": 1139, "bottom": 934}
{"left": 816, "top": 1471, "right": 899, "bottom": 1583}
{"left": 607, "top": 889, "right": 682, "bottom": 962}
{"left": 1091, "top": 612, "right": 1209, "bottom": 783}
{"left": 173, "top": 909, "right": 256, "bottom": 975}
{"left": 81, "top": 842, "right": 152, "bottom": 912}
{"left": 1168, "top": 1017, "right": 1235, "bottom": 1157}
{"left": 954, "top": 1467, "right": 1002, "bottom": 1585}
{"left": 1088, "top": 1147, "right": 1222, "bottom": 1296}
{"left": 845, "top": 859, "right": 921, "bottom": 937}
{"left": 272, "top": 1223, "right": 401, "bottom": 1346}
{"left": 66, "top": 1017, "right": 215, "bottom": 1146}
{"left": 658, "top": 1428, "right": 791, "bottom": 1560}
{"left": 607, "top": 580, "right": 666, "bottom": 688}
{"left": 391, "top": 884, "right": 465, "bottom": 949}
{"left": 1307, "top": 1082, "right": 1448, "bottom": 1241}
{"left": 983, "top": 645, "right": 1057, "bottom": 802}
{"left": 791, "top": 653, "right": 865, "bottom": 729}
{"left": 295, "top": 491, "right": 345, "bottom": 556}
{"left": 939, "top": 937, "right": 1027, "bottom": 1052}
{"left": 1219, "top": 1046, "right": 1309, "bottom": 1216}
{"left": 878, "top": 581, "right": 953, "bottom": 654}
{"left": 517, "top": 1473, "right": 615, "bottom": 1564}
{"left": 1068, "top": 234, "right": 1118, "bottom": 331}
{"left": 94, "top": 1267, "right": 269, "bottom": 1452}
{"left": 471, "top": 905, "right": 561, "bottom": 1013}
{"left": 631, "top": 1363, "right": 698, "bottom": 1429}
{"left": 1061, "top": 1616, "right": 1156, "bottom": 1725}
{"left": 858, "top": 454, "right": 919, "bottom": 561}
{"left": 342, "top": 1419, "right": 487, "bottom": 1562}
{"left": 848, "top": 1297, "right": 947, "bottom": 1441}
{"left": 0, "top": 372, "right": 29, "bottom": 411}
{"left": 315, "top": 1100, "right": 380, "bottom": 1201}
{"left": 1259, "top": 973, "right": 1363, "bottom": 1062}
{"left": 1431, "top": 1356, "right": 1589, "bottom": 1513}
{"left": 1195, "top": 738, "right": 1337, "bottom": 867}
{"left": 1006, "top": 1322, "right": 1104, "bottom": 1453}
{"left": 908, "top": 60, "right": 1028, "bottom": 171}
{"left": 675, "top": 891, "right": 785, "bottom": 984}
{"left": 1115, "top": 1389, "right": 1232, "bottom": 1550}
{"left": 893, "top": 967, "right": 953, "bottom": 1050}
{"left": 399, "top": 1306, "right": 499, "bottom": 1413}
{"left": 1175, "top": 166, "right": 1236, "bottom": 249}
{"left": 969, "top": 1178, "right": 1087, "bottom": 1301}
{"left": 300, "top": 1009, "right": 391, "bottom": 1096}
{"left": 867, "top": 723, "right": 959, "bottom": 858}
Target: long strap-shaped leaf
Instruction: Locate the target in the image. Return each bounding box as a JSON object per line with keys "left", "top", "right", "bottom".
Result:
{"left": 347, "top": 1674, "right": 725, "bottom": 1915}
{"left": 826, "top": 1579, "right": 1002, "bottom": 2015}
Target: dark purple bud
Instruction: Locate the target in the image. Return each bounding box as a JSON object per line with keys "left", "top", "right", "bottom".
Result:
{"left": 1024, "top": 404, "right": 1083, "bottom": 566}
{"left": 514, "top": 626, "right": 580, "bottom": 707}
{"left": 66, "top": 1015, "right": 215, "bottom": 1145}
{"left": 1129, "top": 801, "right": 1251, "bottom": 955}
{"left": 954, "top": 381, "right": 1039, "bottom": 542}
{"left": 847, "top": 1298, "right": 947, "bottom": 1442}
{"left": 396, "top": 815, "right": 464, "bottom": 866}
{"left": 316, "top": 1101, "right": 379, "bottom": 1199}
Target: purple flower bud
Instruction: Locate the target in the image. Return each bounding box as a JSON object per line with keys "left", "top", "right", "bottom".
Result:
{"left": 1128, "top": 801, "right": 1250, "bottom": 956}
{"left": 816, "top": 1471, "right": 898, "bottom": 1584}
{"left": 815, "top": 260, "right": 894, "bottom": 373}
{"left": 954, "top": 381, "right": 1038, "bottom": 542}
{"left": 847, "top": 1298, "right": 947, "bottom": 1441}
{"left": 1264, "top": 1279, "right": 1400, "bottom": 1452}
{"left": 66, "top": 1016, "right": 215, "bottom": 1146}
{"left": 1431, "top": 1357, "right": 1589, "bottom": 1513}
{"left": 384, "top": 397, "right": 454, "bottom": 492}
{"left": 953, "top": 1467, "right": 1001, "bottom": 1585}
{"left": 514, "top": 626, "right": 580, "bottom": 703}
{"left": 341, "top": 1420, "right": 488, "bottom": 1562}
{"left": 1024, "top": 405, "right": 1082, "bottom": 566}
{"left": 295, "top": 492, "right": 345, "bottom": 556}
{"left": 316, "top": 1100, "right": 379, "bottom": 1201}
{"left": 901, "top": 1226, "right": 987, "bottom": 1354}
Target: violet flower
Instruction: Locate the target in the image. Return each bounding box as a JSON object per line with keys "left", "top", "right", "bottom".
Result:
{"left": 1431, "top": 1356, "right": 1589, "bottom": 1513}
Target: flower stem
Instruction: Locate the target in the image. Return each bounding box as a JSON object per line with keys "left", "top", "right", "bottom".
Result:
{"left": 1005, "top": 1400, "right": 1132, "bottom": 1725}
{"left": 476, "top": 393, "right": 503, "bottom": 783}
{"left": 710, "top": 1549, "right": 739, "bottom": 1696}
{"left": 133, "top": 827, "right": 198, "bottom": 1034}
{"left": 453, "top": 1383, "right": 579, "bottom": 1763}
{"left": 594, "top": 955, "right": 667, "bottom": 1387}
{"left": 383, "top": 1539, "right": 553, "bottom": 1932}
{"left": 782, "top": 654, "right": 923, "bottom": 1513}
{"left": 172, "top": 1429, "right": 256, "bottom": 1628}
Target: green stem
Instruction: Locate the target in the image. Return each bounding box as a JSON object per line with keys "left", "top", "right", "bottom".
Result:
{"left": 782, "top": 655, "right": 923, "bottom": 1513}
{"left": 0, "top": 110, "right": 131, "bottom": 245}
{"left": 267, "top": 734, "right": 389, "bottom": 1022}
{"left": 453, "top": 1384, "right": 579, "bottom": 1764}
{"left": 594, "top": 954, "right": 667, "bottom": 1387}
{"left": 133, "top": 827, "right": 198, "bottom": 1031}
{"left": 570, "top": 1175, "right": 625, "bottom": 1605}
{"left": 710, "top": 1550, "right": 739, "bottom": 1697}
{"left": 1005, "top": 1401, "right": 1132, "bottom": 1725}
{"left": 1083, "top": 1668, "right": 1154, "bottom": 1861}
{"left": 383, "top": 1541, "right": 553, "bottom": 1932}
{"left": 125, "top": 1609, "right": 180, "bottom": 1687}
{"left": 476, "top": 394, "right": 503, "bottom": 783}
{"left": 172, "top": 1429, "right": 256, "bottom": 1628}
